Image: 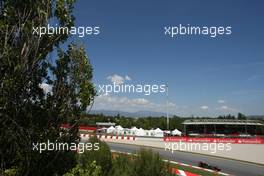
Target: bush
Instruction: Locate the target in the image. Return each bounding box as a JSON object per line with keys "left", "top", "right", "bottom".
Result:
{"left": 77, "top": 139, "right": 174, "bottom": 176}
{"left": 63, "top": 161, "right": 102, "bottom": 176}
{"left": 79, "top": 136, "right": 112, "bottom": 176}
{"left": 2, "top": 168, "right": 17, "bottom": 176}
{"left": 108, "top": 154, "right": 134, "bottom": 176}
{"left": 133, "top": 148, "right": 168, "bottom": 176}
{"left": 109, "top": 148, "right": 174, "bottom": 176}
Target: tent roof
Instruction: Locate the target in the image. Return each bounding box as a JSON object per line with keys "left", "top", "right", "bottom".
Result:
{"left": 172, "top": 129, "right": 182, "bottom": 134}
{"left": 154, "top": 128, "right": 163, "bottom": 132}
{"left": 131, "top": 127, "right": 138, "bottom": 130}
{"left": 108, "top": 126, "right": 115, "bottom": 130}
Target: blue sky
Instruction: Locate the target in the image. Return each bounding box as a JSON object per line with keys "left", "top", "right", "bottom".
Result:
{"left": 70, "top": 0, "right": 264, "bottom": 116}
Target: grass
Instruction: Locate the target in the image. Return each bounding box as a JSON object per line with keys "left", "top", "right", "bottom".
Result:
{"left": 111, "top": 151, "right": 222, "bottom": 176}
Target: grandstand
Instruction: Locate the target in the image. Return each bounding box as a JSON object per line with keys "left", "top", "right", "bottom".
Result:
{"left": 183, "top": 119, "right": 264, "bottom": 138}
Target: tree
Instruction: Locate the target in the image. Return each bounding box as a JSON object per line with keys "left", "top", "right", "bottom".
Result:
{"left": 63, "top": 162, "right": 102, "bottom": 176}
{"left": 133, "top": 149, "right": 167, "bottom": 176}
{"left": 0, "top": 0, "right": 95, "bottom": 175}
{"left": 79, "top": 137, "right": 112, "bottom": 176}
{"left": 237, "top": 113, "right": 247, "bottom": 120}
{"left": 109, "top": 154, "right": 134, "bottom": 176}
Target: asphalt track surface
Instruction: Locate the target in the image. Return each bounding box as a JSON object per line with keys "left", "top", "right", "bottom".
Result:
{"left": 107, "top": 142, "right": 264, "bottom": 176}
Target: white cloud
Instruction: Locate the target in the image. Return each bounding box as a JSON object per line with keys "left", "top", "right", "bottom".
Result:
{"left": 217, "top": 105, "right": 237, "bottom": 112}
{"left": 94, "top": 94, "right": 151, "bottom": 111}
{"left": 218, "top": 99, "right": 225, "bottom": 104}
{"left": 168, "top": 102, "right": 176, "bottom": 107}
{"left": 131, "top": 98, "right": 149, "bottom": 105}
{"left": 106, "top": 74, "right": 132, "bottom": 85}
{"left": 93, "top": 94, "right": 178, "bottom": 113}
{"left": 200, "top": 105, "right": 209, "bottom": 110}
{"left": 107, "top": 74, "right": 125, "bottom": 85}
{"left": 39, "top": 83, "right": 52, "bottom": 94}
{"left": 220, "top": 105, "right": 228, "bottom": 110}
{"left": 125, "top": 75, "right": 131, "bottom": 81}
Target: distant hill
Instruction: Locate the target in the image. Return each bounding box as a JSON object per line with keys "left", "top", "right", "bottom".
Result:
{"left": 89, "top": 110, "right": 264, "bottom": 119}
{"left": 90, "top": 109, "right": 168, "bottom": 117}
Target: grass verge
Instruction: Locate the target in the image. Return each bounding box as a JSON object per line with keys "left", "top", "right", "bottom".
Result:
{"left": 111, "top": 151, "right": 222, "bottom": 176}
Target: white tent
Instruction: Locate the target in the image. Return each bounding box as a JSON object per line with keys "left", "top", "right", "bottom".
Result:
{"left": 115, "top": 125, "right": 124, "bottom": 135}
{"left": 172, "top": 129, "right": 182, "bottom": 136}
{"left": 145, "top": 129, "right": 155, "bottom": 136}
{"left": 164, "top": 130, "right": 171, "bottom": 134}
{"left": 136, "top": 128, "right": 145, "bottom": 136}
{"left": 115, "top": 125, "right": 123, "bottom": 130}
{"left": 106, "top": 126, "right": 116, "bottom": 134}
{"left": 150, "top": 129, "right": 155, "bottom": 136}
{"left": 130, "top": 127, "right": 138, "bottom": 135}
{"left": 124, "top": 128, "right": 131, "bottom": 135}
{"left": 154, "top": 128, "right": 164, "bottom": 137}
{"left": 131, "top": 126, "right": 138, "bottom": 131}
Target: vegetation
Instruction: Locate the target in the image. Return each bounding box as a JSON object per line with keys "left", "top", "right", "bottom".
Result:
{"left": 78, "top": 112, "right": 263, "bottom": 131}
{"left": 79, "top": 137, "right": 112, "bottom": 176}
{"left": 79, "top": 114, "right": 185, "bottom": 130}
{"left": 133, "top": 149, "right": 170, "bottom": 176}
{"left": 63, "top": 162, "right": 102, "bottom": 176}
{"left": 110, "top": 151, "right": 224, "bottom": 176}
{"left": 109, "top": 148, "right": 174, "bottom": 176}
{"left": 109, "top": 153, "right": 134, "bottom": 176}
{"left": 0, "top": 0, "right": 95, "bottom": 175}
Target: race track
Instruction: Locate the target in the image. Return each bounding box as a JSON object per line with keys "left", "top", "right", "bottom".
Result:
{"left": 107, "top": 142, "right": 264, "bottom": 176}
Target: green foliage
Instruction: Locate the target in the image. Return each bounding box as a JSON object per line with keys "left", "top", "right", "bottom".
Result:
{"left": 0, "top": 0, "right": 95, "bottom": 175}
{"left": 63, "top": 162, "right": 102, "bottom": 176}
{"left": 50, "top": 43, "right": 96, "bottom": 118}
{"left": 133, "top": 149, "right": 168, "bottom": 176}
{"left": 109, "top": 149, "right": 174, "bottom": 176}
{"left": 2, "top": 167, "right": 17, "bottom": 176}
{"left": 237, "top": 113, "right": 247, "bottom": 120}
{"left": 72, "top": 141, "right": 175, "bottom": 176}
{"left": 79, "top": 114, "right": 185, "bottom": 131}
{"left": 79, "top": 137, "right": 112, "bottom": 176}
{"left": 108, "top": 154, "right": 134, "bottom": 176}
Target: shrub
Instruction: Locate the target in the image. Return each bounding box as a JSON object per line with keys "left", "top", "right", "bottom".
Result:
{"left": 79, "top": 136, "right": 112, "bottom": 176}
{"left": 108, "top": 154, "right": 134, "bottom": 176}
{"left": 63, "top": 161, "right": 102, "bottom": 176}
{"left": 109, "top": 148, "right": 174, "bottom": 176}
{"left": 133, "top": 148, "right": 168, "bottom": 176}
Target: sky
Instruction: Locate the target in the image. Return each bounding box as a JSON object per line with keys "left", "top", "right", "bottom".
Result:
{"left": 69, "top": 0, "right": 264, "bottom": 117}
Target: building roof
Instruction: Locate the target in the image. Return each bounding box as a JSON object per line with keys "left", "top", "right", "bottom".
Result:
{"left": 96, "top": 122, "right": 116, "bottom": 126}
{"left": 183, "top": 119, "right": 263, "bottom": 126}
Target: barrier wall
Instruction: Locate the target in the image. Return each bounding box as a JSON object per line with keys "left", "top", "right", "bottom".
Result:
{"left": 80, "top": 134, "right": 136, "bottom": 141}
{"left": 164, "top": 136, "right": 264, "bottom": 144}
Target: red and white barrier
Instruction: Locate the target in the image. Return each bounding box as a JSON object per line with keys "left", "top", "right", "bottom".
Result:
{"left": 165, "top": 160, "right": 231, "bottom": 176}
{"left": 80, "top": 134, "right": 136, "bottom": 141}
{"left": 172, "top": 168, "right": 199, "bottom": 176}
{"left": 164, "top": 136, "right": 264, "bottom": 144}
